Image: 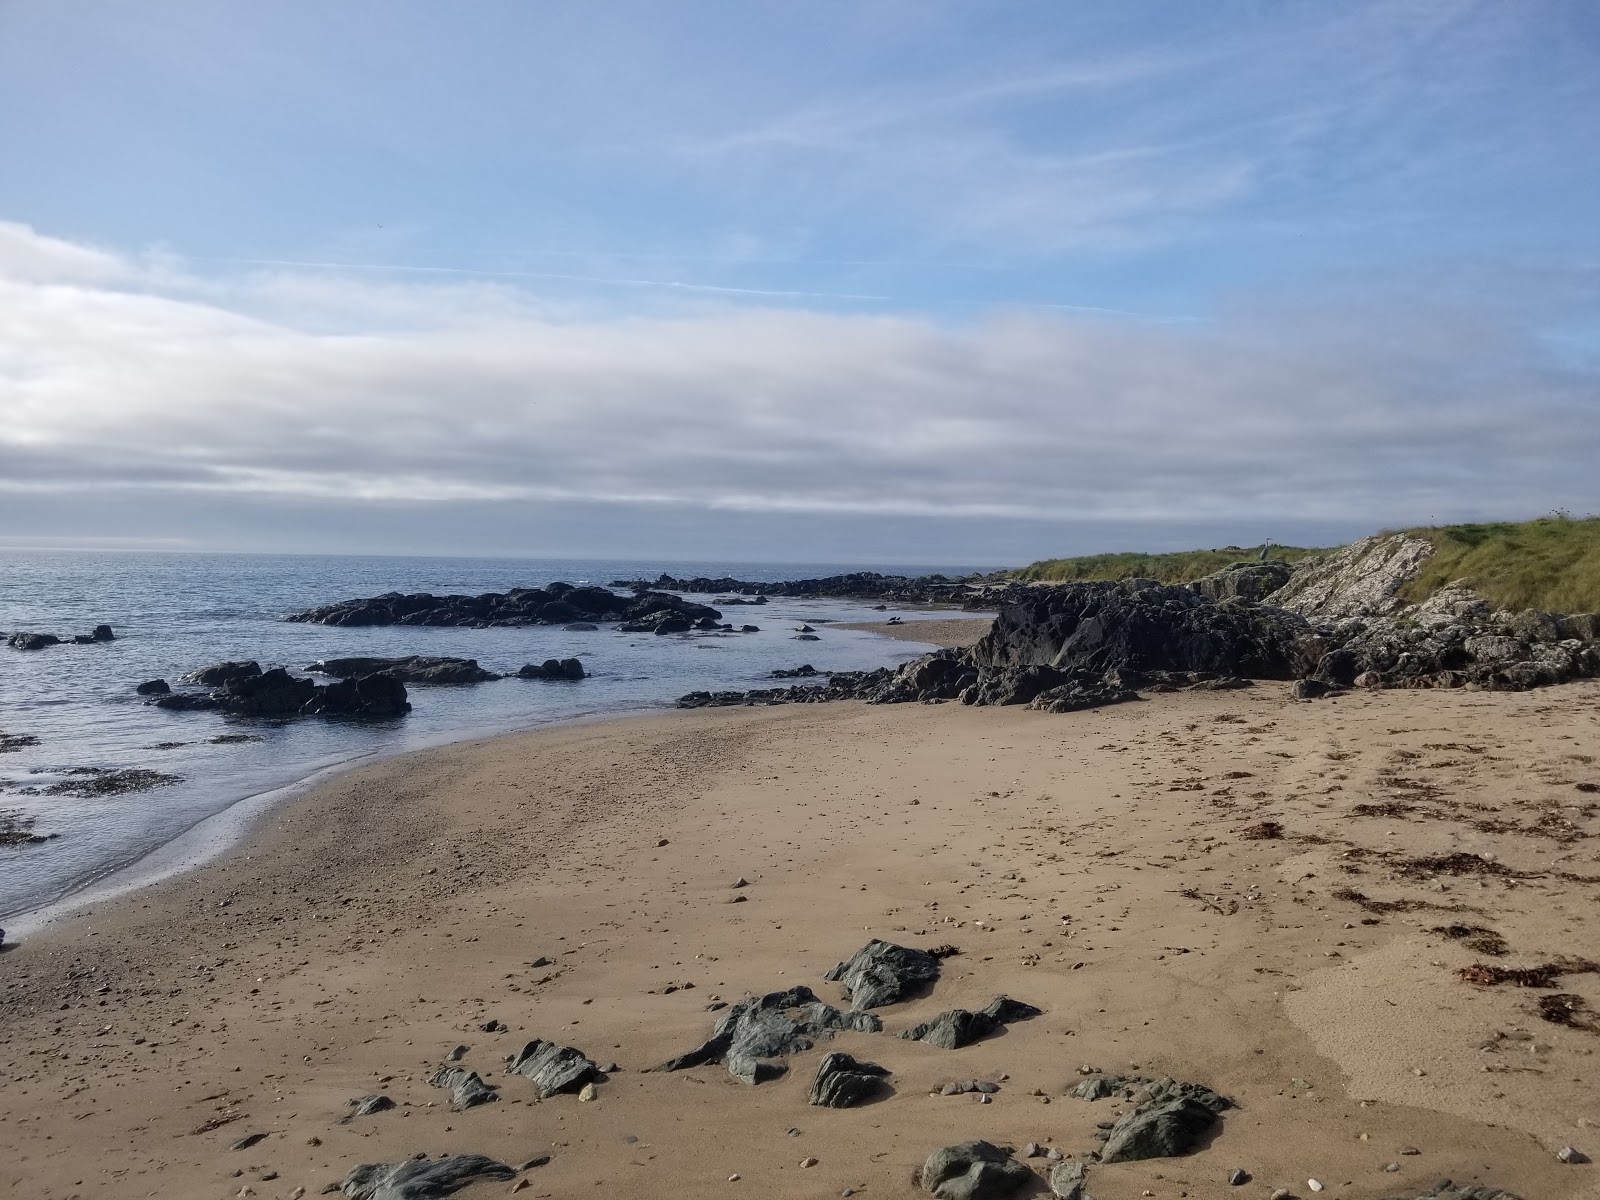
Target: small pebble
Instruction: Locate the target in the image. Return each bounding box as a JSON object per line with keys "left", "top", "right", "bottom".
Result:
{"left": 511, "top": 1181, "right": 531, "bottom": 1194}
{"left": 1045, "top": 1148, "right": 1063, "bottom": 1163}
{"left": 1308, "top": 1180, "right": 1324, "bottom": 1193}
{"left": 578, "top": 1082, "right": 598, "bottom": 1102}
{"left": 727, "top": 1174, "right": 739, "bottom": 1182}
{"left": 1400, "top": 1147, "right": 1420, "bottom": 1156}
{"left": 1228, "top": 1168, "right": 1249, "bottom": 1186}
{"left": 1384, "top": 1163, "right": 1400, "bottom": 1173}
{"left": 1023, "top": 1143, "right": 1041, "bottom": 1158}
{"left": 1557, "top": 1146, "right": 1590, "bottom": 1164}
{"left": 1271, "top": 1190, "right": 1291, "bottom": 1200}
{"left": 800, "top": 1158, "right": 818, "bottom": 1168}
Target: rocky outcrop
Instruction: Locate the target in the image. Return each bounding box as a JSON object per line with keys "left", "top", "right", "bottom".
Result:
{"left": 919, "top": 1141, "right": 1033, "bottom": 1200}
{"left": 612, "top": 570, "right": 1020, "bottom": 610}
{"left": 897, "top": 995, "right": 1043, "bottom": 1049}
{"left": 308, "top": 656, "right": 500, "bottom": 684}
{"left": 337, "top": 1154, "right": 515, "bottom": 1200}
{"left": 517, "top": 658, "right": 585, "bottom": 680}
{"left": 656, "top": 985, "right": 882, "bottom": 1084}
{"left": 155, "top": 665, "right": 410, "bottom": 718}
{"left": 287, "top": 583, "right": 718, "bottom": 629}
{"left": 8, "top": 632, "right": 61, "bottom": 650}
{"left": 824, "top": 940, "right": 942, "bottom": 1009}
{"left": 808, "top": 1051, "right": 889, "bottom": 1107}
{"left": 1187, "top": 560, "right": 1294, "bottom": 603}
{"left": 1271, "top": 534, "right": 1434, "bottom": 618}
{"left": 507, "top": 1039, "right": 600, "bottom": 1098}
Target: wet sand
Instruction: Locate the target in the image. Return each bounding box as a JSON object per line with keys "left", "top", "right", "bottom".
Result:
{"left": 832, "top": 616, "right": 994, "bottom": 647}
{"left": 3, "top": 681, "right": 1598, "bottom": 1199}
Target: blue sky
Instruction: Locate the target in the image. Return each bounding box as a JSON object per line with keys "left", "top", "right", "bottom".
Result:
{"left": 1, "top": 1, "right": 1597, "bottom": 562}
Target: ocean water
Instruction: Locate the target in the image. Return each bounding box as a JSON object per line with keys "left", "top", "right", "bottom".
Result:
{"left": 0, "top": 551, "right": 992, "bottom": 921}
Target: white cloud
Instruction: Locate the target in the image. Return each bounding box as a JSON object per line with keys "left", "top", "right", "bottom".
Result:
{"left": 0, "top": 220, "right": 127, "bottom": 284}
{"left": 1, "top": 222, "right": 1595, "bottom": 534}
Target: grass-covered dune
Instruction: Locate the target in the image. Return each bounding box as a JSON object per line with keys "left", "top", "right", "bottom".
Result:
{"left": 1013, "top": 544, "right": 1324, "bottom": 584}
{"left": 1399, "top": 516, "right": 1600, "bottom": 613}
{"left": 1015, "top": 515, "right": 1600, "bottom": 613}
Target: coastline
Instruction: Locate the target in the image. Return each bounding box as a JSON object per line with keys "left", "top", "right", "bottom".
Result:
{"left": 831, "top": 615, "right": 994, "bottom": 647}
{"left": 3, "top": 681, "right": 1596, "bottom": 1198}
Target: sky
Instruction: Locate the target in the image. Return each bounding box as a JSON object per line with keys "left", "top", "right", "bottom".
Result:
{"left": 1, "top": 0, "right": 1597, "bottom": 566}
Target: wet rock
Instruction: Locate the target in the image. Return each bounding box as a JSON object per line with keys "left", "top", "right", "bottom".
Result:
{"left": 507, "top": 1039, "right": 600, "bottom": 1098}
{"left": 517, "top": 658, "right": 585, "bottom": 681}
{"left": 898, "top": 995, "right": 1042, "bottom": 1049}
{"left": 563, "top": 623, "right": 599, "bottom": 631}
{"left": 39, "top": 768, "right": 181, "bottom": 797}
{"left": 135, "top": 678, "right": 171, "bottom": 695}
{"left": 337, "top": 1154, "right": 516, "bottom": 1200}
{"left": 8, "top": 632, "right": 62, "bottom": 650}
{"left": 656, "top": 985, "right": 882, "bottom": 1084}
{"left": 215, "top": 667, "right": 317, "bottom": 716}
{"left": 824, "top": 939, "right": 942, "bottom": 1009}
{"left": 1049, "top": 1161, "right": 1092, "bottom": 1200}
{"left": 308, "top": 656, "right": 501, "bottom": 684}
{"left": 1089, "top": 1076, "right": 1231, "bottom": 1163}
{"left": 0, "top": 731, "right": 42, "bottom": 752}
{"left": 428, "top": 1065, "right": 498, "bottom": 1110}
{"left": 808, "top": 1051, "right": 889, "bottom": 1108}
{"left": 919, "top": 1140, "right": 1033, "bottom": 1200}
{"left": 299, "top": 673, "right": 410, "bottom": 718}
{"left": 153, "top": 691, "right": 222, "bottom": 711}
{"left": 287, "top": 583, "right": 711, "bottom": 630}
{"left": 185, "top": 660, "right": 263, "bottom": 687}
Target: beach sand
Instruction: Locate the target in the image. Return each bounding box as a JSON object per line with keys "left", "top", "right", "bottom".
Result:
{"left": 3, "top": 681, "right": 1599, "bottom": 1199}
{"left": 832, "top": 616, "right": 993, "bottom": 647}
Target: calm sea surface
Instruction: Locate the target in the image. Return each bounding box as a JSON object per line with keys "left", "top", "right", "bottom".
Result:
{"left": 0, "top": 551, "right": 992, "bottom": 921}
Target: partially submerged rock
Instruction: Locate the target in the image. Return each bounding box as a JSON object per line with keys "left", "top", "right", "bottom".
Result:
{"left": 337, "top": 1154, "right": 515, "bottom": 1199}
{"left": 656, "top": 985, "right": 882, "bottom": 1083}
{"left": 134, "top": 678, "right": 171, "bottom": 696}
{"left": 919, "top": 1140, "right": 1033, "bottom": 1200}
{"left": 0, "top": 731, "right": 41, "bottom": 752}
{"left": 184, "top": 660, "right": 263, "bottom": 686}
{"left": 155, "top": 665, "right": 410, "bottom": 718}
{"left": 308, "top": 656, "right": 501, "bottom": 684}
{"left": 824, "top": 939, "right": 941, "bottom": 1009}
{"left": 808, "top": 1051, "right": 889, "bottom": 1108}
{"left": 428, "top": 1065, "right": 497, "bottom": 1110}
{"left": 288, "top": 583, "right": 717, "bottom": 630}
{"left": 517, "top": 658, "right": 585, "bottom": 681}
{"left": 38, "top": 768, "right": 181, "bottom": 798}
{"left": 898, "top": 995, "right": 1042, "bottom": 1049}
{"left": 507, "top": 1039, "right": 600, "bottom": 1098}
{"left": 1073, "top": 1075, "right": 1231, "bottom": 1163}
{"left": 7, "top": 632, "right": 62, "bottom": 650}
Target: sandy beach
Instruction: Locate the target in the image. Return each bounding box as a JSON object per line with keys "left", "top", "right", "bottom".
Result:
{"left": 832, "top": 617, "right": 995, "bottom": 648}
{"left": 3, "top": 681, "right": 1598, "bottom": 1200}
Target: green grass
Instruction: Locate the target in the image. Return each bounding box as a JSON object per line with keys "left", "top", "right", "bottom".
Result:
{"left": 1013, "top": 544, "right": 1323, "bottom": 584}
{"left": 1398, "top": 516, "right": 1600, "bottom": 613}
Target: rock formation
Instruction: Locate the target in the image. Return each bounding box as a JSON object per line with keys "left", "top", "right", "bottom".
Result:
{"left": 808, "top": 1050, "right": 889, "bottom": 1107}
{"left": 897, "top": 994, "right": 1042, "bottom": 1049}
{"left": 308, "top": 656, "right": 500, "bottom": 683}
{"left": 918, "top": 1140, "right": 1033, "bottom": 1199}
{"left": 287, "top": 582, "right": 718, "bottom": 629}
{"left": 824, "top": 939, "right": 942, "bottom": 1009}
{"left": 656, "top": 985, "right": 882, "bottom": 1083}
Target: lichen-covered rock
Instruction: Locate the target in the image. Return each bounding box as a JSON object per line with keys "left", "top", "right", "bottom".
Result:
{"left": 656, "top": 986, "right": 881, "bottom": 1083}
{"left": 338, "top": 1154, "right": 515, "bottom": 1199}
{"left": 507, "top": 1039, "right": 600, "bottom": 1098}
{"left": 898, "top": 995, "right": 1042, "bottom": 1049}
{"left": 1050, "top": 1161, "right": 1093, "bottom": 1200}
{"left": 1271, "top": 534, "right": 1435, "bottom": 619}
{"left": 1188, "top": 561, "right": 1294, "bottom": 603}
{"left": 824, "top": 940, "right": 941, "bottom": 1009}
{"left": 919, "top": 1140, "right": 1033, "bottom": 1200}
{"left": 808, "top": 1050, "right": 889, "bottom": 1107}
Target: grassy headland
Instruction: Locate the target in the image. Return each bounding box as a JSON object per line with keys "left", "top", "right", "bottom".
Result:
{"left": 1015, "top": 515, "right": 1600, "bottom": 612}
{"left": 1013, "top": 543, "right": 1323, "bottom": 584}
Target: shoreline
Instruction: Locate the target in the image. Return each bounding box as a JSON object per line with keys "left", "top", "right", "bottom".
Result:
{"left": 3, "top": 680, "right": 1596, "bottom": 1198}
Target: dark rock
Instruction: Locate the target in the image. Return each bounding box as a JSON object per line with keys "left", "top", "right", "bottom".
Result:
{"left": 301, "top": 673, "right": 411, "bottom": 718}
{"left": 152, "top": 691, "right": 221, "bottom": 711}
{"left": 919, "top": 1140, "right": 1033, "bottom": 1200}
{"left": 808, "top": 1051, "right": 889, "bottom": 1107}
{"left": 898, "top": 995, "right": 1042, "bottom": 1049}
{"left": 1081, "top": 1076, "right": 1230, "bottom": 1163}
{"left": 308, "top": 656, "right": 501, "bottom": 684}
{"left": 288, "top": 583, "right": 712, "bottom": 630}
{"left": 1292, "top": 678, "right": 1337, "bottom": 699}
{"left": 656, "top": 985, "right": 882, "bottom": 1084}
{"left": 91, "top": 624, "right": 115, "bottom": 642}
{"left": 428, "top": 1065, "right": 498, "bottom": 1110}
{"left": 772, "top": 664, "right": 821, "bottom": 678}
{"left": 507, "top": 1039, "right": 600, "bottom": 1098}
{"left": 216, "top": 667, "right": 317, "bottom": 716}
{"left": 613, "top": 570, "right": 1017, "bottom": 610}
{"left": 185, "top": 660, "right": 262, "bottom": 687}
{"left": 231, "top": 1132, "right": 269, "bottom": 1150}
{"left": 8, "top": 632, "right": 61, "bottom": 650}
{"left": 1379, "top": 1186, "right": 1521, "bottom": 1200}
{"left": 337, "top": 1154, "right": 516, "bottom": 1200}
{"left": 135, "top": 678, "right": 171, "bottom": 695}
{"left": 517, "top": 658, "right": 585, "bottom": 681}
{"left": 342, "top": 1094, "right": 396, "bottom": 1121}
{"left": 0, "top": 731, "right": 42, "bottom": 752}
{"left": 38, "top": 768, "right": 181, "bottom": 797}
{"left": 563, "top": 622, "right": 599, "bottom": 631}
{"left": 824, "top": 939, "right": 942, "bottom": 1009}
{"left": 1228, "top": 1169, "right": 1250, "bottom": 1186}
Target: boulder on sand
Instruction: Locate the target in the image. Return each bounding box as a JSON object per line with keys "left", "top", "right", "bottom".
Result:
{"left": 656, "top": 985, "right": 881, "bottom": 1084}
{"left": 337, "top": 1153, "right": 515, "bottom": 1200}
{"left": 824, "top": 939, "right": 942, "bottom": 1009}
{"left": 507, "top": 1038, "right": 600, "bottom": 1098}
{"left": 808, "top": 1051, "right": 889, "bottom": 1108}
{"left": 897, "top": 995, "right": 1043, "bottom": 1049}
{"left": 919, "top": 1140, "right": 1033, "bottom": 1200}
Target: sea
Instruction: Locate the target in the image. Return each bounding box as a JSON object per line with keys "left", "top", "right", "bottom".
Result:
{"left": 0, "top": 551, "right": 994, "bottom": 925}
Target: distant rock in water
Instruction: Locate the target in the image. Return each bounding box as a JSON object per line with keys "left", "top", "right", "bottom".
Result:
{"left": 135, "top": 678, "right": 171, "bottom": 696}
{"left": 285, "top": 582, "right": 719, "bottom": 629}
{"left": 307, "top": 655, "right": 501, "bottom": 684}
{"left": 6, "top": 624, "right": 113, "bottom": 650}
{"left": 184, "top": 660, "right": 262, "bottom": 687}
{"left": 518, "top": 658, "right": 585, "bottom": 681}
{"left": 611, "top": 569, "right": 1023, "bottom": 609}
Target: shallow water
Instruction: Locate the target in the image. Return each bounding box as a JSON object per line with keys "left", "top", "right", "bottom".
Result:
{"left": 0, "top": 551, "right": 990, "bottom": 919}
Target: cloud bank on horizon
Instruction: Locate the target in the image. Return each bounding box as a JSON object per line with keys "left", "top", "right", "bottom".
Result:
{"left": 1, "top": 1, "right": 1597, "bottom": 561}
